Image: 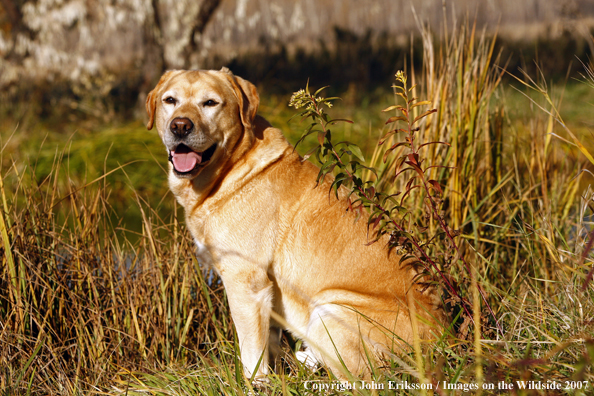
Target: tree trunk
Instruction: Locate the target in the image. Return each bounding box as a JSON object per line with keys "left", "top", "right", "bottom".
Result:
{"left": 0, "top": 0, "right": 25, "bottom": 33}
{"left": 183, "top": 0, "right": 222, "bottom": 68}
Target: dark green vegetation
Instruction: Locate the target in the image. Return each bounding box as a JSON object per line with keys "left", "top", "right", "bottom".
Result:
{"left": 1, "top": 24, "right": 594, "bottom": 395}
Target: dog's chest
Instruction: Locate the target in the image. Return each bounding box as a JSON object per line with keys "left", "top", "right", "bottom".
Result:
{"left": 185, "top": 198, "right": 267, "bottom": 271}
{"left": 184, "top": 205, "right": 217, "bottom": 269}
{"left": 193, "top": 238, "right": 213, "bottom": 266}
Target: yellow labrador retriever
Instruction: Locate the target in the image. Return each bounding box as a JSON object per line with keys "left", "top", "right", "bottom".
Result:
{"left": 146, "top": 68, "right": 444, "bottom": 381}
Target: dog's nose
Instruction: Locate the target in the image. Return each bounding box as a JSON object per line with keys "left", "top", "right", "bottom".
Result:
{"left": 170, "top": 117, "right": 194, "bottom": 137}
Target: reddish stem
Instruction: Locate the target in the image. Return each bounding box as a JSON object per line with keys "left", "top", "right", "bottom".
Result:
{"left": 403, "top": 87, "right": 503, "bottom": 337}
{"left": 311, "top": 96, "right": 474, "bottom": 324}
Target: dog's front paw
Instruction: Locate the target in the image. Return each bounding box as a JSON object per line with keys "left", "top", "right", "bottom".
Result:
{"left": 296, "top": 348, "right": 319, "bottom": 370}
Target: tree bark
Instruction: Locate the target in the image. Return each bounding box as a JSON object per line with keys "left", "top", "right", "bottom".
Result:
{"left": 0, "top": 0, "right": 33, "bottom": 36}
{"left": 183, "top": 0, "right": 222, "bottom": 68}
{"left": 149, "top": 0, "right": 166, "bottom": 73}
{"left": 0, "top": 0, "right": 23, "bottom": 32}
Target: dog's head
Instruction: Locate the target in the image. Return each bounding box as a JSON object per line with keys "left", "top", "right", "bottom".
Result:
{"left": 146, "top": 68, "right": 259, "bottom": 179}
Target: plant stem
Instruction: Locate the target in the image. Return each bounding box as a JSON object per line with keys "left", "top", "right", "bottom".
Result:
{"left": 311, "top": 96, "right": 474, "bottom": 324}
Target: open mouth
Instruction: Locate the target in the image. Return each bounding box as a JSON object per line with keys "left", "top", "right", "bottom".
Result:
{"left": 169, "top": 143, "right": 217, "bottom": 175}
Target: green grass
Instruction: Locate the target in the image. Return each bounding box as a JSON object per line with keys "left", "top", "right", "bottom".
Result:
{"left": 1, "top": 25, "right": 594, "bottom": 395}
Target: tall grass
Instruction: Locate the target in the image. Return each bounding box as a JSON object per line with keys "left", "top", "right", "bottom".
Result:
{"left": 1, "top": 22, "right": 594, "bottom": 396}
{"left": 0, "top": 153, "right": 234, "bottom": 394}
{"left": 290, "top": 20, "right": 594, "bottom": 391}
{"left": 390, "top": 24, "right": 594, "bottom": 387}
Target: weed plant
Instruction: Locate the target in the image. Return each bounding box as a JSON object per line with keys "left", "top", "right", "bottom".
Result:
{"left": 1, "top": 23, "right": 594, "bottom": 396}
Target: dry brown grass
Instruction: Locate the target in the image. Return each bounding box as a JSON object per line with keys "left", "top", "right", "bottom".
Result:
{"left": 0, "top": 159, "right": 234, "bottom": 393}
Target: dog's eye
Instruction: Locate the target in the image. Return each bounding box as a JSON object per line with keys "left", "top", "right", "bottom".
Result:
{"left": 203, "top": 99, "right": 218, "bottom": 107}
{"left": 164, "top": 97, "right": 177, "bottom": 105}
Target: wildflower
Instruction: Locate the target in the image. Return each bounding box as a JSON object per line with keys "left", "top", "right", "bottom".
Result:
{"left": 395, "top": 70, "right": 406, "bottom": 84}
{"left": 288, "top": 89, "right": 307, "bottom": 109}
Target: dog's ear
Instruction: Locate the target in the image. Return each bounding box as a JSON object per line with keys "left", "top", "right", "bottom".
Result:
{"left": 221, "top": 70, "right": 259, "bottom": 130}
{"left": 146, "top": 70, "right": 180, "bottom": 130}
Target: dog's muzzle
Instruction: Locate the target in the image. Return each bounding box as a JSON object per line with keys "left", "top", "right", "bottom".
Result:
{"left": 169, "top": 143, "right": 217, "bottom": 176}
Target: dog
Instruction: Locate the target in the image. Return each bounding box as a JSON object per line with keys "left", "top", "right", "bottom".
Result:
{"left": 146, "top": 68, "right": 445, "bottom": 382}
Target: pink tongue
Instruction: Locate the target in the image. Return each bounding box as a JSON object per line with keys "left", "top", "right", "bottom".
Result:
{"left": 171, "top": 148, "right": 202, "bottom": 172}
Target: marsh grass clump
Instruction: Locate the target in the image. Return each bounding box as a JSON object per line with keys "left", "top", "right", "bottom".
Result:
{"left": 0, "top": 152, "right": 234, "bottom": 394}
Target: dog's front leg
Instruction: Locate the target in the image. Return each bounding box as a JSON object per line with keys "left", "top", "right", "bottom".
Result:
{"left": 222, "top": 266, "right": 274, "bottom": 382}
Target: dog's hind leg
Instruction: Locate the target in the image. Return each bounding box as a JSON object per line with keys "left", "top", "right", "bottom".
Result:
{"left": 303, "top": 304, "right": 374, "bottom": 380}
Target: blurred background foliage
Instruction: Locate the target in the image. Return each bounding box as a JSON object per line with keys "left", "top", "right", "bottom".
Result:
{"left": 1, "top": 0, "right": 594, "bottom": 116}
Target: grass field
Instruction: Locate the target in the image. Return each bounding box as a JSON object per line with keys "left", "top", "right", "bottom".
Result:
{"left": 1, "top": 25, "right": 594, "bottom": 395}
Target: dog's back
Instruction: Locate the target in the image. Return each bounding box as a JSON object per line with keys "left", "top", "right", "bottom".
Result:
{"left": 246, "top": 116, "right": 445, "bottom": 377}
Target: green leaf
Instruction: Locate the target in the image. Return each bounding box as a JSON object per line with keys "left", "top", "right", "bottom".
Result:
{"left": 348, "top": 144, "right": 365, "bottom": 162}
{"left": 332, "top": 180, "right": 344, "bottom": 198}
{"left": 301, "top": 145, "right": 320, "bottom": 161}
{"left": 313, "top": 85, "right": 330, "bottom": 96}
{"left": 328, "top": 118, "right": 354, "bottom": 125}
{"left": 320, "top": 161, "right": 337, "bottom": 174}
{"left": 349, "top": 161, "right": 377, "bottom": 176}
